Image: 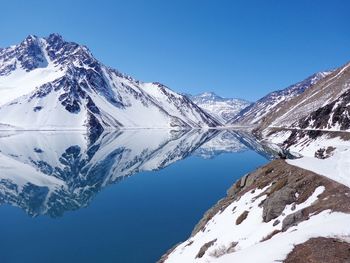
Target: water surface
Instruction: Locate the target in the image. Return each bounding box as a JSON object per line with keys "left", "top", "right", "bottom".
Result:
{"left": 0, "top": 129, "right": 270, "bottom": 263}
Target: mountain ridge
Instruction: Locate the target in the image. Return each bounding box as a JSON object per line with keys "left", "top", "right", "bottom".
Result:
{"left": 229, "top": 71, "right": 332, "bottom": 126}
{"left": 0, "top": 34, "right": 221, "bottom": 132}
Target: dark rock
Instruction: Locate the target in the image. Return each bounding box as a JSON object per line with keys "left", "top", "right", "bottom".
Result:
{"left": 273, "top": 219, "right": 280, "bottom": 226}
{"left": 285, "top": 237, "right": 350, "bottom": 263}
{"left": 282, "top": 210, "right": 307, "bottom": 231}
{"left": 236, "top": 210, "right": 249, "bottom": 225}
{"left": 262, "top": 186, "right": 296, "bottom": 222}
{"left": 195, "top": 239, "right": 217, "bottom": 259}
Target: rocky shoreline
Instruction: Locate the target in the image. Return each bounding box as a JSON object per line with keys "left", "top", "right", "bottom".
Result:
{"left": 159, "top": 159, "right": 350, "bottom": 263}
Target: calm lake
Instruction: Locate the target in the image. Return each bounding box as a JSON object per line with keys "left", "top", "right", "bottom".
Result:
{"left": 0, "top": 129, "right": 270, "bottom": 263}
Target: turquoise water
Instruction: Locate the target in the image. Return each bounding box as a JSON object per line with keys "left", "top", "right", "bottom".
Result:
{"left": 0, "top": 130, "right": 269, "bottom": 263}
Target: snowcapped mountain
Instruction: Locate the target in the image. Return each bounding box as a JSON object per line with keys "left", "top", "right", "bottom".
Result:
{"left": 230, "top": 71, "right": 332, "bottom": 126}
{"left": 0, "top": 34, "right": 220, "bottom": 132}
{"left": 188, "top": 92, "right": 250, "bottom": 124}
{"left": 260, "top": 62, "right": 350, "bottom": 133}
{"left": 259, "top": 61, "right": 350, "bottom": 164}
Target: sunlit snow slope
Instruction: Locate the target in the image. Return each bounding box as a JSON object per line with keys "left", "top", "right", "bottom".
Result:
{"left": 0, "top": 34, "right": 220, "bottom": 131}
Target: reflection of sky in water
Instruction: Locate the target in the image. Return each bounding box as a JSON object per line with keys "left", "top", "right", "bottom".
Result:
{"left": 0, "top": 129, "right": 269, "bottom": 263}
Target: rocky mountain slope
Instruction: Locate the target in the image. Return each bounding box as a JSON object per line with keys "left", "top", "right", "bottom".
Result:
{"left": 0, "top": 34, "right": 220, "bottom": 132}
{"left": 257, "top": 62, "right": 350, "bottom": 134}
{"left": 160, "top": 159, "right": 350, "bottom": 263}
{"left": 230, "top": 71, "right": 332, "bottom": 126}
{"left": 291, "top": 88, "right": 350, "bottom": 131}
{"left": 188, "top": 92, "right": 250, "bottom": 124}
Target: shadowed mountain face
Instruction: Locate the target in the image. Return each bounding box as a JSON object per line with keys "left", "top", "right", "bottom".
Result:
{"left": 0, "top": 130, "right": 274, "bottom": 217}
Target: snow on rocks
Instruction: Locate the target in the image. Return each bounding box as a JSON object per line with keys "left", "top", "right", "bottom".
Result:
{"left": 284, "top": 132, "right": 350, "bottom": 188}
{"left": 160, "top": 160, "right": 350, "bottom": 263}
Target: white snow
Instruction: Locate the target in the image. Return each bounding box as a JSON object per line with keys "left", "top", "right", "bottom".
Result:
{"left": 286, "top": 135, "right": 350, "bottom": 188}
{"left": 0, "top": 38, "right": 64, "bottom": 107}
{"left": 233, "top": 71, "right": 331, "bottom": 126}
{"left": 0, "top": 89, "right": 87, "bottom": 130}
{"left": 0, "top": 65, "right": 64, "bottom": 106}
{"left": 164, "top": 184, "right": 349, "bottom": 263}
{"left": 189, "top": 92, "right": 250, "bottom": 124}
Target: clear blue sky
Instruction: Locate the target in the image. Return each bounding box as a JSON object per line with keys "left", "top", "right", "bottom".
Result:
{"left": 1, "top": 0, "right": 349, "bottom": 101}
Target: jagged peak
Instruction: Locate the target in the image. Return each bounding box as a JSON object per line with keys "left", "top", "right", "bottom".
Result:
{"left": 19, "top": 34, "right": 41, "bottom": 48}
{"left": 47, "top": 33, "right": 64, "bottom": 41}
{"left": 152, "top": 81, "right": 167, "bottom": 88}
{"left": 24, "top": 34, "right": 39, "bottom": 41}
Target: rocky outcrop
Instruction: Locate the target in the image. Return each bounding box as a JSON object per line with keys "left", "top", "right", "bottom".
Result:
{"left": 284, "top": 237, "right": 350, "bottom": 263}
{"left": 160, "top": 159, "right": 350, "bottom": 262}
{"left": 193, "top": 159, "right": 350, "bottom": 233}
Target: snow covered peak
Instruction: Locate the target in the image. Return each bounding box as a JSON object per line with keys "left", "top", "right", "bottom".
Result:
{"left": 188, "top": 92, "right": 251, "bottom": 123}
{"left": 0, "top": 34, "right": 221, "bottom": 131}
{"left": 0, "top": 34, "right": 48, "bottom": 75}
{"left": 22, "top": 34, "right": 40, "bottom": 43}
{"left": 46, "top": 33, "right": 64, "bottom": 43}
{"left": 193, "top": 92, "right": 225, "bottom": 102}
{"left": 0, "top": 33, "right": 100, "bottom": 77}
{"left": 198, "top": 91, "right": 218, "bottom": 99}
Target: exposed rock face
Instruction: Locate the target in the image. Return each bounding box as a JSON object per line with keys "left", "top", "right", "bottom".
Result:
{"left": 284, "top": 237, "right": 350, "bottom": 263}
{"left": 262, "top": 185, "right": 296, "bottom": 222}
{"left": 298, "top": 88, "right": 350, "bottom": 131}
{"left": 195, "top": 239, "right": 217, "bottom": 259}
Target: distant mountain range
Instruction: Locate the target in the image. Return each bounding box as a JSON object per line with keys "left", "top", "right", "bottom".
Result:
{"left": 186, "top": 92, "right": 251, "bottom": 124}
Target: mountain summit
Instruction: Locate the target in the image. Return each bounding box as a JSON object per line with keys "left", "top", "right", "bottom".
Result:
{"left": 187, "top": 92, "right": 250, "bottom": 124}
{"left": 0, "top": 34, "right": 221, "bottom": 132}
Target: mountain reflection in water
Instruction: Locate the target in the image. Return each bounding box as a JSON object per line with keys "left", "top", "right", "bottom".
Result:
{"left": 0, "top": 129, "right": 276, "bottom": 217}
